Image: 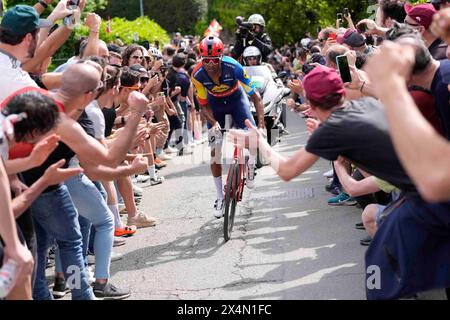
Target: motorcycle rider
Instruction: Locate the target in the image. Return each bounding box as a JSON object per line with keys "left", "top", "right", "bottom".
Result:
{"left": 243, "top": 46, "right": 278, "bottom": 81}
{"left": 242, "top": 46, "right": 289, "bottom": 135}
{"left": 232, "top": 14, "right": 273, "bottom": 63}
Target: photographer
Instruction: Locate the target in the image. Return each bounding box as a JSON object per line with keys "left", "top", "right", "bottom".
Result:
{"left": 231, "top": 14, "right": 273, "bottom": 63}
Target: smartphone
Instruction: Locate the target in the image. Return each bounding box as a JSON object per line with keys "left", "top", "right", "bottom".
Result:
{"left": 336, "top": 55, "right": 352, "bottom": 84}
{"left": 343, "top": 8, "right": 349, "bottom": 18}
{"left": 63, "top": 0, "right": 80, "bottom": 26}
{"left": 337, "top": 13, "right": 343, "bottom": 21}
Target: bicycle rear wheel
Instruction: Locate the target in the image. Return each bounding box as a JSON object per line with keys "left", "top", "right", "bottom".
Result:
{"left": 224, "top": 159, "right": 240, "bottom": 242}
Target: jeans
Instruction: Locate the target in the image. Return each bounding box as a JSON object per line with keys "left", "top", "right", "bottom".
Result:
{"left": 180, "top": 101, "right": 192, "bottom": 145}
{"left": 88, "top": 181, "right": 108, "bottom": 254}
{"left": 64, "top": 173, "right": 114, "bottom": 280}
{"left": 32, "top": 185, "right": 94, "bottom": 300}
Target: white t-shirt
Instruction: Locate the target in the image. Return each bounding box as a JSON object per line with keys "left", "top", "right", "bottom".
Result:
{"left": 85, "top": 100, "right": 105, "bottom": 140}
{"left": 0, "top": 50, "right": 38, "bottom": 103}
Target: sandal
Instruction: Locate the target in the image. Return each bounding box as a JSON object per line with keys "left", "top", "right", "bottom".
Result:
{"left": 114, "top": 225, "right": 137, "bottom": 237}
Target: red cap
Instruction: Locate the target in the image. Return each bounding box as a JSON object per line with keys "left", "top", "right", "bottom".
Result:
{"left": 404, "top": 3, "right": 437, "bottom": 29}
{"left": 303, "top": 66, "right": 345, "bottom": 103}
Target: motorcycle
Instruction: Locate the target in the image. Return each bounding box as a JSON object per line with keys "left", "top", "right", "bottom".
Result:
{"left": 244, "top": 65, "right": 291, "bottom": 146}
{"left": 244, "top": 65, "right": 291, "bottom": 167}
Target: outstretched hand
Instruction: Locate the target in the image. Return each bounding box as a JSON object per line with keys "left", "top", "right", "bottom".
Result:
{"left": 227, "top": 119, "right": 263, "bottom": 150}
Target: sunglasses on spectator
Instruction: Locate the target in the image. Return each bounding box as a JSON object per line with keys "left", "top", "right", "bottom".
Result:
{"left": 122, "top": 85, "right": 141, "bottom": 91}
{"left": 140, "top": 77, "right": 150, "bottom": 83}
{"left": 202, "top": 57, "right": 221, "bottom": 65}
{"left": 403, "top": 19, "right": 420, "bottom": 28}
{"left": 131, "top": 55, "right": 144, "bottom": 60}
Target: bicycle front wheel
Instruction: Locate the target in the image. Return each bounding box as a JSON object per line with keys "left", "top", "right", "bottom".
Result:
{"left": 224, "top": 159, "right": 240, "bottom": 242}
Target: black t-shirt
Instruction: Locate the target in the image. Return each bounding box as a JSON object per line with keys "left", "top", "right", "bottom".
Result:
{"left": 431, "top": 59, "right": 450, "bottom": 140}
{"left": 102, "top": 105, "right": 116, "bottom": 138}
{"left": 22, "top": 111, "right": 95, "bottom": 192}
{"left": 428, "top": 38, "right": 448, "bottom": 61}
{"left": 166, "top": 68, "right": 191, "bottom": 101}
{"left": 305, "top": 97, "right": 415, "bottom": 192}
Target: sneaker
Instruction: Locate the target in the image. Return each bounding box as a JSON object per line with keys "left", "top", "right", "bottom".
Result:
{"left": 113, "top": 236, "right": 127, "bottom": 247}
{"left": 114, "top": 226, "right": 137, "bottom": 237}
{"left": 119, "top": 206, "right": 128, "bottom": 215}
{"left": 136, "top": 175, "right": 150, "bottom": 184}
{"left": 181, "top": 145, "right": 193, "bottom": 155}
{"left": 154, "top": 157, "right": 167, "bottom": 169}
{"left": 328, "top": 192, "right": 357, "bottom": 206}
{"left": 53, "top": 277, "right": 70, "bottom": 299}
{"left": 164, "top": 146, "right": 178, "bottom": 154}
{"left": 355, "top": 222, "right": 366, "bottom": 230}
{"left": 213, "top": 198, "right": 225, "bottom": 219}
{"left": 127, "top": 212, "right": 158, "bottom": 228}
{"left": 246, "top": 164, "right": 256, "bottom": 189}
{"left": 133, "top": 184, "right": 143, "bottom": 194}
{"left": 88, "top": 252, "right": 123, "bottom": 266}
{"left": 158, "top": 152, "right": 173, "bottom": 161}
{"left": 360, "top": 236, "right": 372, "bottom": 246}
{"left": 111, "top": 251, "right": 123, "bottom": 262}
{"left": 93, "top": 282, "right": 131, "bottom": 300}
{"left": 323, "top": 169, "right": 334, "bottom": 179}
{"left": 150, "top": 175, "right": 165, "bottom": 186}
{"left": 48, "top": 245, "right": 56, "bottom": 260}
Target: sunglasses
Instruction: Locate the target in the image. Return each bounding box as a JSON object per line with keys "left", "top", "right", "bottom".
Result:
{"left": 140, "top": 77, "right": 150, "bottom": 83}
{"left": 131, "top": 55, "right": 144, "bottom": 60}
{"left": 404, "top": 19, "right": 420, "bottom": 28}
{"left": 122, "top": 85, "right": 141, "bottom": 91}
{"left": 202, "top": 57, "right": 221, "bottom": 65}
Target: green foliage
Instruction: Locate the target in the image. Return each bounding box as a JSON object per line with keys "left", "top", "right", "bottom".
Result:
{"left": 102, "top": 0, "right": 207, "bottom": 34}
{"left": 5, "top": 0, "right": 108, "bottom": 15}
{"left": 52, "top": 16, "right": 169, "bottom": 67}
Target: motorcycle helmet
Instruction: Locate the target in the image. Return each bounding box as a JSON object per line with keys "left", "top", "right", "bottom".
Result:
{"left": 243, "top": 46, "right": 262, "bottom": 66}
{"left": 248, "top": 14, "right": 266, "bottom": 27}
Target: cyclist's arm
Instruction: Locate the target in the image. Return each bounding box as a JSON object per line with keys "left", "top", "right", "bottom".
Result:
{"left": 192, "top": 75, "right": 216, "bottom": 126}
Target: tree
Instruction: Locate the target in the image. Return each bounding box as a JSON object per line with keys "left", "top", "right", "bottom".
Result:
{"left": 102, "top": 0, "right": 207, "bottom": 34}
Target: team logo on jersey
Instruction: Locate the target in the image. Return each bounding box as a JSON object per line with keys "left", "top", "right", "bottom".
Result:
{"left": 211, "top": 84, "right": 231, "bottom": 93}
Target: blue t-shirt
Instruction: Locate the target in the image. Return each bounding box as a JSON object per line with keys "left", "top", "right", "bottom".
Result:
{"left": 431, "top": 59, "right": 450, "bottom": 140}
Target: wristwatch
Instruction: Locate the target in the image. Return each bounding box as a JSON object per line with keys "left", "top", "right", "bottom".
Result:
{"left": 38, "top": 0, "right": 48, "bottom": 9}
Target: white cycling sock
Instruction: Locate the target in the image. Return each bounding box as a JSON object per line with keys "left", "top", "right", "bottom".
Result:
{"left": 109, "top": 204, "right": 123, "bottom": 229}
{"left": 148, "top": 165, "right": 157, "bottom": 179}
{"left": 214, "top": 176, "right": 224, "bottom": 200}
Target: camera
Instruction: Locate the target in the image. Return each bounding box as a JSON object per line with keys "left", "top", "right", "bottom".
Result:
{"left": 337, "top": 13, "right": 343, "bottom": 21}
{"left": 343, "top": 8, "right": 349, "bottom": 18}
{"left": 63, "top": 0, "right": 80, "bottom": 27}
{"left": 236, "top": 16, "right": 253, "bottom": 38}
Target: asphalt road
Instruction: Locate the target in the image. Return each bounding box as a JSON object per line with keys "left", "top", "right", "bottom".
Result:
{"left": 109, "top": 109, "right": 368, "bottom": 300}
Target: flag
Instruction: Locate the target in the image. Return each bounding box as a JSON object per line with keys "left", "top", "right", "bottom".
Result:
{"left": 106, "top": 16, "right": 111, "bottom": 33}
{"left": 204, "top": 19, "right": 223, "bottom": 37}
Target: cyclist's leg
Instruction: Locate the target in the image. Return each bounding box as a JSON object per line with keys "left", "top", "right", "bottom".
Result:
{"left": 209, "top": 107, "right": 226, "bottom": 200}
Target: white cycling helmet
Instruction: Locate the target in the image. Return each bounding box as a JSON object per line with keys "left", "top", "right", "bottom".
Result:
{"left": 248, "top": 14, "right": 265, "bottom": 27}
{"left": 243, "top": 46, "right": 262, "bottom": 66}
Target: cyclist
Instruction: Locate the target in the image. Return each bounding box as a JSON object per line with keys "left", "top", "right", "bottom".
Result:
{"left": 191, "top": 36, "right": 265, "bottom": 219}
